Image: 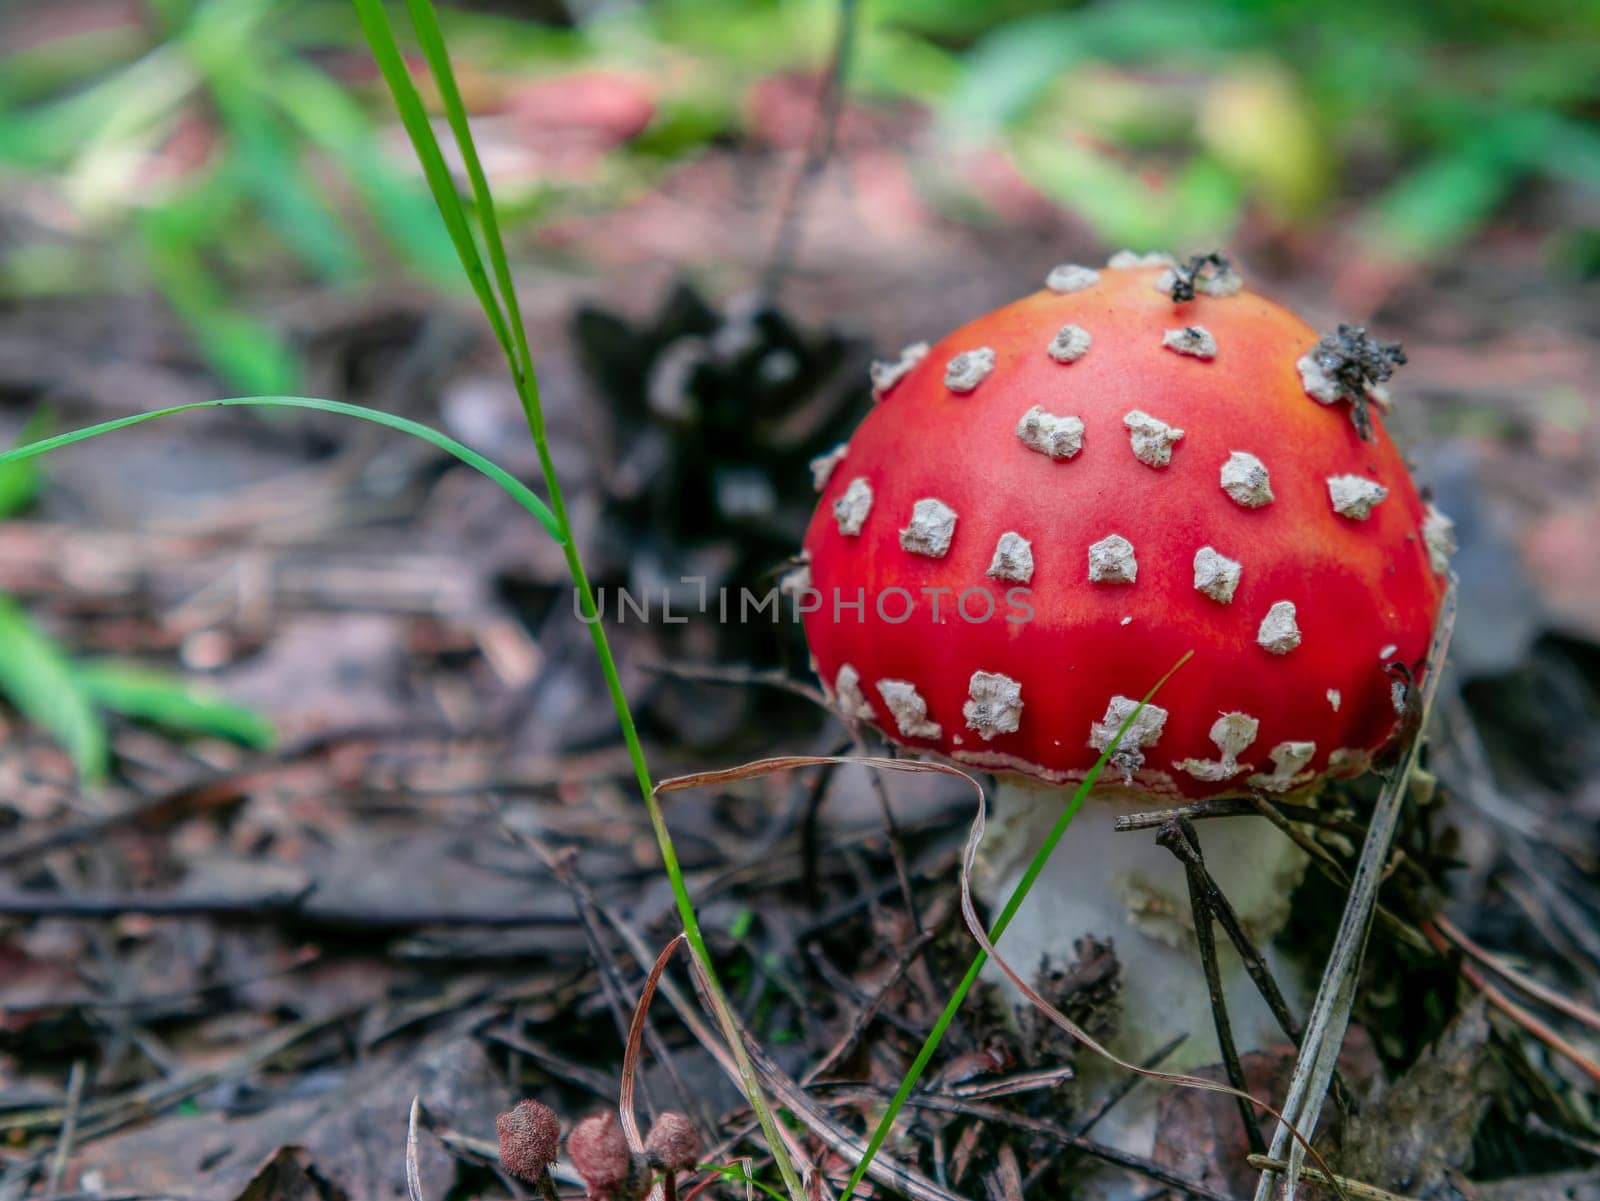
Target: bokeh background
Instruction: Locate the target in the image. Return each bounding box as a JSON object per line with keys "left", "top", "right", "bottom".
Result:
{"left": 1, "top": 1, "right": 1597, "bottom": 1197}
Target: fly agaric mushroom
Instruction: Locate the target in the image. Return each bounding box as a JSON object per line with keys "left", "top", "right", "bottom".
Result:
{"left": 800, "top": 252, "right": 1449, "bottom": 1127}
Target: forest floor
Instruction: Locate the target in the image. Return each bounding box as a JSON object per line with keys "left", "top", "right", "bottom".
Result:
{"left": 2, "top": 55, "right": 1599, "bottom": 1201}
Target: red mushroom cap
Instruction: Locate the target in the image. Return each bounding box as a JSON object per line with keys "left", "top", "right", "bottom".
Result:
{"left": 801, "top": 255, "right": 1450, "bottom": 801}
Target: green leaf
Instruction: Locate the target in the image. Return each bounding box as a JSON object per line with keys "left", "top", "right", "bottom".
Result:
{"left": 401, "top": 0, "right": 540, "bottom": 407}
{"left": 0, "top": 48, "right": 197, "bottom": 168}
{"left": 351, "top": 7, "right": 799, "bottom": 1200}
{"left": 0, "top": 596, "right": 108, "bottom": 783}
{"left": 0, "top": 395, "right": 564, "bottom": 544}
{"left": 74, "top": 660, "right": 274, "bottom": 749}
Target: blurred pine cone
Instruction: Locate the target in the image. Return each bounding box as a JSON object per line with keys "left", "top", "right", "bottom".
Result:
{"left": 569, "top": 281, "right": 867, "bottom": 746}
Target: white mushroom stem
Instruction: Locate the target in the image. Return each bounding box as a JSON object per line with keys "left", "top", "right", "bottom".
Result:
{"left": 975, "top": 777, "right": 1310, "bottom": 1155}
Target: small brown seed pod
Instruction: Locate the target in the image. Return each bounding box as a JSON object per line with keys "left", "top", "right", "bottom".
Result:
{"left": 644, "top": 1111, "right": 701, "bottom": 1172}
{"left": 568, "top": 1111, "right": 636, "bottom": 1200}
{"left": 496, "top": 1099, "right": 561, "bottom": 1182}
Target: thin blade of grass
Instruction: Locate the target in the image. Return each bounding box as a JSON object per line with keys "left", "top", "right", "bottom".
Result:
{"left": 348, "top": 0, "right": 514, "bottom": 361}
{"left": 401, "top": 0, "right": 537, "bottom": 402}
{"left": 0, "top": 596, "right": 108, "bottom": 783}
{"left": 834, "top": 650, "right": 1191, "bottom": 1201}
{"left": 351, "top": 7, "right": 805, "bottom": 1199}
{"left": 0, "top": 396, "right": 562, "bottom": 543}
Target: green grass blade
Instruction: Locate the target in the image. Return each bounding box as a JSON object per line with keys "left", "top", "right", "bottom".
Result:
{"left": 75, "top": 660, "right": 274, "bottom": 749}
{"left": 838, "top": 651, "right": 1193, "bottom": 1201}
{"left": 401, "top": 0, "right": 537, "bottom": 402}
{"left": 352, "top": 7, "right": 805, "bottom": 1199}
{"left": 348, "top": 0, "right": 515, "bottom": 362}
{"left": 0, "top": 396, "right": 563, "bottom": 544}
{"left": 695, "top": 1162, "right": 790, "bottom": 1201}
{"left": 0, "top": 595, "right": 109, "bottom": 783}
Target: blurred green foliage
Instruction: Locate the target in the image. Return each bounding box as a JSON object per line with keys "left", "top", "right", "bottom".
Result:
{"left": 0, "top": 0, "right": 460, "bottom": 392}
{"left": 0, "top": 0, "right": 1595, "bottom": 392}
{"left": 853, "top": 0, "right": 1600, "bottom": 251}
{"left": 0, "top": 423, "right": 273, "bottom": 782}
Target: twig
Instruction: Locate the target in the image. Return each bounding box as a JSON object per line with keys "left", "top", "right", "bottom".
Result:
{"left": 1238, "top": 790, "right": 1428, "bottom": 955}
{"left": 1158, "top": 818, "right": 1266, "bottom": 1156}
{"left": 800, "top": 752, "right": 845, "bottom": 905}
{"left": 1115, "top": 797, "right": 1361, "bottom": 837}
{"left": 857, "top": 739, "right": 925, "bottom": 939}
{"left": 566, "top": 833, "right": 967, "bottom": 1201}
{"left": 481, "top": 1026, "right": 620, "bottom": 1099}
{"left": 1437, "top": 693, "right": 1600, "bottom": 976}
{"left": 1421, "top": 924, "right": 1600, "bottom": 1084}
{"left": 642, "top": 660, "right": 827, "bottom": 707}
{"left": 813, "top": 1085, "right": 1246, "bottom": 1201}
{"left": 0, "top": 722, "right": 453, "bottom": 868}
{"left": 1246, "top": 1155, "right": 1413, "bottom": 1201}
{"left": 45, "top": 1061, "right": 87, "bottom": 1200}
{"left": 514, "top": 832, "right": 702, "bottom": 1128}
{"left": 988, "top": 1141, "right": 1023, "bottom": 1201}
{"left": 0, "top": 889, "right": 579, "bottom": 932}
{"left": 1161, "top": 804, "right": 1358, "bottom": 1117}
{"left": 548, "top": 847, "right": 667, "bottom": 1121}
{"left": 0, "top": 1003, "right": 359, "bottom": 1186}
{"left": 432, "top": 1125, "right": 585, "bottom": 1188}
{"left": 945, "top": 1066, "right": 1076, "bottom": 1100}
{"left": 1070, "top": 1035, "right": 1187, "bottom": 1136}
{"left": 803, "top": 929, "right": 940, "bottom": 1078}
{"left": 1252, "top": 580, "right": 1457, "bottom": 1201}
{"left": 1430, "top": 914, "right": 1600, "bottom": 1034}
{"left": 1185, "top": 817, "right": 1308, "bottom": 1049}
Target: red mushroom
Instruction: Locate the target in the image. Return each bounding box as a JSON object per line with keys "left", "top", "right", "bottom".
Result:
{"left": 799, "top": 250, "right": 1450, "bottom": 1140}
